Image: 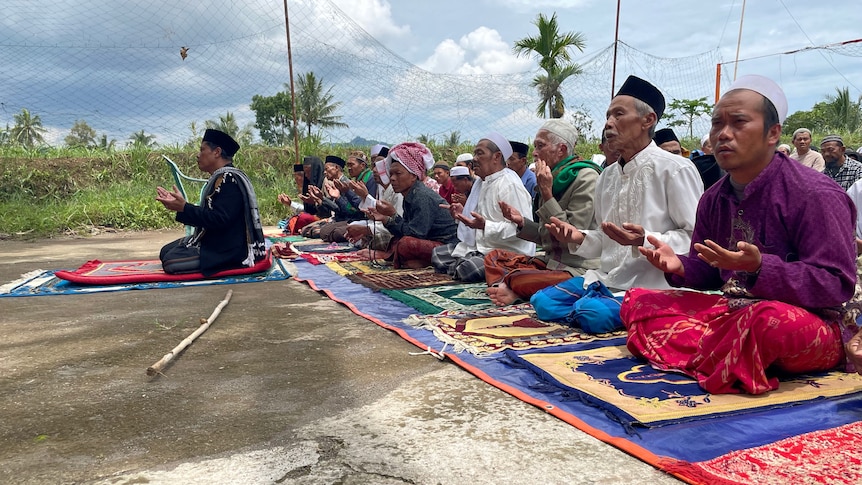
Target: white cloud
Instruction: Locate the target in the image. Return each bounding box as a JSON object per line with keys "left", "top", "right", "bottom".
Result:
{"left": 494, "top": 0, "right": 592, "bottom": 12}
{"left": 352, "top": 95, "right": 393, "bottom": 108}
{"left": 419, "top": 27, "right": 533, "bottom": 75}
{"left": 418, "top": 39, "right": 466, "bottom": 73}
{"left": 331, "top": 0, "right": 410, "bottom": 39}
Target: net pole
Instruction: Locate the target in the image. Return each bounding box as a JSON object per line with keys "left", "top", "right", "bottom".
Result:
{"left": 732, "top": 0, "right": 746, "bottom": 81}
{"left": 715, "top": 63, "right": 722, "bottom": 103}
{"left": 283, "top": 0, "right": 301, "bottom": 165}
{"left": 611, "top": 0, "right": 621, "bottom": 99}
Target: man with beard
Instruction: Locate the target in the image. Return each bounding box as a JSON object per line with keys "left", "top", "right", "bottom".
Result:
{"left": 821, "top": 134, "right": 862, "bottom": 190}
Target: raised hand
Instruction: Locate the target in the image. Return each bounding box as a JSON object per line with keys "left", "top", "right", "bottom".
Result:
{"left": 463, "top": 211, "right": 486, "bottom": 229}
{"left": 156, "top": 185, "right": 186, "bottom": 212}
{"left": 440, "top": 202, "right": 464, "bottom": 218}
{"left": 544, "top": 216, "right": 584, "bottom": 245}
{"left": 375, "top": 199, "right": 396, "bottom": 217}
{"left": 499, "top": 201, "right": 524, "bottom": 227}
{"left": 694, "top": 239, "right": 762, "bottom": 273}
{"left": 534, "top": 158, "right": 553, "bottom": 201}
{"left": 602, "top": 221, "right": 645, "bottom": 247}
{"left": 348, "top": 180, "right": 368, "bottom": 199}
{"left": 277, "top": 193, "right": 292, "bottom": 206}
{"left": 639, "top": 235, "right": 684, "bottom": 276}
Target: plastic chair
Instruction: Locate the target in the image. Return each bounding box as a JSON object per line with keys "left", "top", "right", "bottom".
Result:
{"left": 162, "top": 155, "right": 208, "bottom": 235}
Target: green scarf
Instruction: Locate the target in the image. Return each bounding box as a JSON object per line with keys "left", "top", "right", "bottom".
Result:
{"left": 357, "top": 167, "right": 373, "bottom": 184}
{"left": 551, "top": 156, "right": 603, "bottom": 199}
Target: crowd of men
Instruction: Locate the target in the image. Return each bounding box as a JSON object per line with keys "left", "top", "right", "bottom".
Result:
{"left": 160, "top": 74, "right": 862, "bottom": 396}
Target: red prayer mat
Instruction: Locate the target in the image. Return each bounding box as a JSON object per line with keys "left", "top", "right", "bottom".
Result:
{"left": 664, "top": 420, "right": 862, "bottom": 485}
{"left": 54, "top": 252, "right": 273, "bottom": 284}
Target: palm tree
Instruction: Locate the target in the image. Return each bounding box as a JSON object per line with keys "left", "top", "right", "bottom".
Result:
{"left": 825, "top": 87, "right": 862, "bottom": 134}
{"left": 97, "top": 133, "right": 116, "bottom": 151}
{"left": 128, "top": 129, "right": 157, "bottom": 149}
{"left": 205, "top": 111, "right": 254, "bottom": 146}
{"left": 293, "top": 71, "right": 348, "bottom": 137}
{"left": 532, "top": 64, "right": 581, "bottom": 119}
{"left": 10, "top": 108, "right": 48, "bottom": 148}
{"left": 513, "top": 13, "right": 586, "bottom": 119}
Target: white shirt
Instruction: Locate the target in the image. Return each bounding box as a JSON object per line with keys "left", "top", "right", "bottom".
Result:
{"left": 572, "top": 141, "right": 704, "bottom": 290}
{"left": 847, "top": 178, "right": 862, "bottom": 238}
{"left": 453, "top": 168, "right": 535, "bottom": 258}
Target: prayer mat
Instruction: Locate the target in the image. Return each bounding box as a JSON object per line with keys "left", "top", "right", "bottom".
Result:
{"left": 347, "top": 268, "right": 459, "bottom": 291}
{"left": 290, "top": 240, "right": 355, "bottom": 253}
{"left": 266, "top": 234, "right": 306, "bottom": 244}
{"left": 324, "top": 260, "right": 393, "bottom": 276}
{"left": 55, "top": 251, "right": 273, "bottom": 284}
{"left": 292, "top": 260, "right": 862, "bottom": 483}
{"left": 381, "top": 282, "right": 493, "bottom": 314}
{"left": 1, "top": 258, "right": 290, "bottom": 297}
{"left": 507, "top": 345, "right": 862, "bottom": 429}
{"left": 664, "top": 420, "right": 862, "bottom": 485}
{"left": 405, "top": 303, "right": 626, "bottom": 356}
{"left": 300, "top": 251, "right": 371, "bottom": 265}
{"left": 290, "top": 240, "right": 371, "bottom": 265}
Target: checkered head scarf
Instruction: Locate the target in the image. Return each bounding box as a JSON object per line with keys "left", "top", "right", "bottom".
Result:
{"left": 386, "top": 142, "right": 435, "bottom": 180}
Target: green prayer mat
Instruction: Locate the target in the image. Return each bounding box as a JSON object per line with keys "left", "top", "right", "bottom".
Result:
{"left": 381, "top": 282, "right": 493, "bottom": 314}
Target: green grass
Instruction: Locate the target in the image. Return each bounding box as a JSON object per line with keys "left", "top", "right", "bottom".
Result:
{"left": 10, "top": 132, "right": 788, "bottom": 239}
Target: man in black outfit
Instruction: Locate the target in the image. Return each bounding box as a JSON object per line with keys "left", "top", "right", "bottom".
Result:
{"left": 157, "top": 129, "right": 266, "bottom": 275}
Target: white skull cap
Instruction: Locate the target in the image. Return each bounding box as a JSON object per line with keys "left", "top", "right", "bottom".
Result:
{"left": 725, "top": 74, "right": 788, "bottom": 124}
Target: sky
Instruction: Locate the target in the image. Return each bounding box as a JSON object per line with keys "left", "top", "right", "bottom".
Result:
{"left": 335, "top": 0, "right": 861, "bottom": 110}
{"left": 2, "top": 0, "right": 861, "bottom": 146}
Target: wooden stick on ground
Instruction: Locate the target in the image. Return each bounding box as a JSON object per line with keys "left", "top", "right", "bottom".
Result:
{"left": 147, "top": 289, "right": 233, "bottom": 377}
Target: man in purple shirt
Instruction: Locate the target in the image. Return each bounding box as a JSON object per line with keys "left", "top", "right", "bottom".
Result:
{"left": 621, "top": 75, "right": 857, "bottom": 394}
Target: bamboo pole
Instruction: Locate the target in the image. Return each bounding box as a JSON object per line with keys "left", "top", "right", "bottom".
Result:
{"left": 146, "top": 290, "right": 233, "bottom": 377}
{"left": 283, "top": 0, "right": 301, "bottom": 166}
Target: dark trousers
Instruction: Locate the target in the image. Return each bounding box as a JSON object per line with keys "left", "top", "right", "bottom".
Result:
{"left": 160, "top": 237, "right": 201, "bottom": 274}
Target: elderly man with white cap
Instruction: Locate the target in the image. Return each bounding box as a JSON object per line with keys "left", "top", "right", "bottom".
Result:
{"left": 623, "top": 74, "right": 859, "bottom": 394}
{"left": 546, "top": 75, "right": 703, "bottom": 292}
{"left": 432, "top": 132, "right": 535, "bottom": 282}
{"left": 484, "top": 119, "right": 602, "bottom": 305}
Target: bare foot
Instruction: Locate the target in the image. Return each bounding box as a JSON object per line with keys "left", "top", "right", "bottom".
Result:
{"left": 487, "top": 282, "right": 520, "bottom": 306}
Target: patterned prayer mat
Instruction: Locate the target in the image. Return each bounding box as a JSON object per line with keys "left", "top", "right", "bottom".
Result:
{"left": 290, "top": 240, "right": 355, "bottom": 253}
{"left": 381, "top": 282, "right": 493, "bottom": 314}
{"left": 0, "top": 259, "right": 290, "bottom": 297}
{"left": 290, "top": 240, "right": 371, "bottom": 265}
{"left": 265, "top": 234, "right": 306, "bottom": 244}
{"left": 54, "top": 252, "right": 273, "bottom": 284}
{"left": 347, "top": 268, "right": 460, "bottom": 291}
{"left": 508, "top": 345, "right": 862, "bottom": 428}
{"left": 324, "top": 260, "right": 393, "bottom": 276}
{"left": 405, "top": 303, "right": 626, "bottom": 356}
{"left": 664, "top": 420, "right": 862, "bottom": 485}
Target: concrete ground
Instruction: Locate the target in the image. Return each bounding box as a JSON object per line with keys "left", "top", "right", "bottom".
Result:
{"left": 0, "top": 229, "right": 682, "bottom": 484}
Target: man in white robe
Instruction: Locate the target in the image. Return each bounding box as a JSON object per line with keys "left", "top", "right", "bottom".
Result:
{"left": 547, "top": 75, "right": 704, "bottom": 291}
{"left": 432, "top": 132, "right": 535, "bottom": 282}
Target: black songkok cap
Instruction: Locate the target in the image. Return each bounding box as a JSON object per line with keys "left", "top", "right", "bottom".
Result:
{"left": 325, "top": 155, "right": 346, "bottom": 168}
{"left": 202, "top": 128, "right": 240, "bottom": 157}
{"left": 509, "top": 141, "right": 529, "bottom": 157}
{"left": 653, "top": 128, "right": 679, "bottom": 145}
{"left": 293, "top": 164, "right": 304, "bottom": 172}
{"left": 615, "top": 75, "right": 666, "bottom": 121}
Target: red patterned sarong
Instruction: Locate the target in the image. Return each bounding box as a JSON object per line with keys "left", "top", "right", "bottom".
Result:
{"left": 484, "top": 249, "right": 572, "bottom": 299}
{"left": 391, "top": 236, "right": 443, "bottom": 269}
{"left": 621, "top": 288, "right": 845, "bottom": 395}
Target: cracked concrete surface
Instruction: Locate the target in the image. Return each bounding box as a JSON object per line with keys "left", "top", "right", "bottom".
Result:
{"left": 0, "top": 230, "right": 681, "bottom": 484}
